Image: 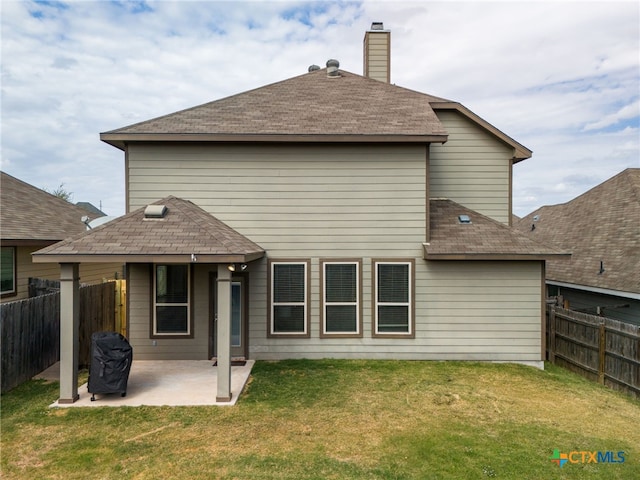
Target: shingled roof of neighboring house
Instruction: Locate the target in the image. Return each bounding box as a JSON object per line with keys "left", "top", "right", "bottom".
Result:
{"left": 424, "top": 199, "right": 568, "bottom": 260}
{"left": 0, "top": 171, "right": 99, "bottom": 244}
{"left": 33, "top": 196, "right": 265, "bottom": 264}
{"left": 514, "top": 168, "right": 640, "bottom": 295}
{"left": 100, "top": 68, "right": 450, "bottom": 148}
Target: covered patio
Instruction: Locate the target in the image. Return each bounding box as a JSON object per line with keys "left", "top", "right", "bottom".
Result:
{"left": 37, "top": 360, "right": 255, "bottom": 407}
{"left": 32, "top": 197, "right": 265, "bottom": 406}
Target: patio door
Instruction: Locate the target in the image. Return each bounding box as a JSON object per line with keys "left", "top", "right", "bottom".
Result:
{"left": 210, "top": 275, "right": 247, "bottom": 360}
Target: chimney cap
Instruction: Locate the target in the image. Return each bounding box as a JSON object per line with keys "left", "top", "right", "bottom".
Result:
{"left": 370, "top": 22, "right": 384, "bottom": 30}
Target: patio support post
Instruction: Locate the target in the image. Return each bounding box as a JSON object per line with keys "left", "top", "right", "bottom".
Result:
{"left": 59, "top": 263, "right": 80, "bottom": 403}
{"left": 216, "top": 264, "right": 232, "bottom": 402}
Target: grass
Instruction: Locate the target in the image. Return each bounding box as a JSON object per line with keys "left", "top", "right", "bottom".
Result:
{"left": 1, "top": 360, "right": 639, "bottom": 479}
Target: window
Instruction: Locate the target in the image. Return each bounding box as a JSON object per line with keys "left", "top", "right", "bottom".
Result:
{"left": 269, "top": 260, "right": 309, "bottom": 336}
{"left": 1, "top": 247, "right": 16, "bottom": 297}
{"left": 153, "top": 264, "right": 191, "bottom": 336}
{"left": 321, "top": 260, "right": 361, "bottom": 337}
{"left": 374, "top": 260, "right": 414, "bottom": 337}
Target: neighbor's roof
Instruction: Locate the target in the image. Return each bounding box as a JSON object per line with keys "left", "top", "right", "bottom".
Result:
{"left": 424, "top": 199, "right": 568, "bottom": 260}
{"left": 514, "top": 168, "right": 640, "bottom": 295}
{"left": 0, "top": 171, "right": 99, "bottom": 245}
{"left": 32, "top": 196, "right": 265, "bottom": 264}
{"left": 100, "top": 68, "right": 449, "bottom": 148}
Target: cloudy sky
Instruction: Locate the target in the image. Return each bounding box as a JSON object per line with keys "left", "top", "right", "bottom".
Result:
{"left": 2, "top": 0, "right": 638, "bottom": 217}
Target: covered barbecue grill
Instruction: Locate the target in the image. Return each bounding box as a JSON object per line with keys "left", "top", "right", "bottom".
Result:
{"left": 88, "top": 331, "right": 133, "bottom": 401}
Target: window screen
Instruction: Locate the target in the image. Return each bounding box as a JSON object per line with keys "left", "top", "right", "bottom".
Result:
{"left": 375, "top": 262, "right": 411, "bottom": 335}
{"left": 271, "top": 262, "right": 307, "bottom": 334}
{"left": 323, "top": 262, "right": 359, "bottom": 334}
{"left": 154, "top": 264, "right": 190, "bottom": 335}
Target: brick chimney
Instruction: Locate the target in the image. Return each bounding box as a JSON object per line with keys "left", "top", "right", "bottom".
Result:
{"left": 363, "top": 22, "right": 390, "bottom": 83}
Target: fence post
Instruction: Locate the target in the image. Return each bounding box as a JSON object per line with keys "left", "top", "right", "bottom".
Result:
{"left": 548, "top": 307, "right": 556, "bottom": 363}
{"left": 598, "top": 322, "right": 606, "bottom": 385}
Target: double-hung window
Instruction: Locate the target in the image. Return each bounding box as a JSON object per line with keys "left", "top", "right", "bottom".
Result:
{"left": 269, "top": 260, "right": 309, "bottom": 337}
{"left": 153, "top": 264, "right": 191, "bottom": 337}
{"left": 373, "top": 260, "right": 414, "bottom": 337}
{"left": 321, "top": 260, "right": 361, "bottom": 337}
{"left": 1, "top": 247, "right": 16, "bottom": 297}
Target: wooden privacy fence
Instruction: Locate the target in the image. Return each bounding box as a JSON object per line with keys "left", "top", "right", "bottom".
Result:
{"left": 547, "top": 306, "right": 640, "bottom": 399}
{"left": 1, "top": 281, "right": 117, "bottom": 393}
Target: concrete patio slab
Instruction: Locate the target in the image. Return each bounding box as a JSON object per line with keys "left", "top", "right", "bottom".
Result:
{"left": 37, "top": 360, "right": 254, "bottom": 408}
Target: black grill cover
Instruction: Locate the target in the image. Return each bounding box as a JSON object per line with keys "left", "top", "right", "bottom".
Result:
{"left": 88, "top": 331, "right": 133, "bottom": 398}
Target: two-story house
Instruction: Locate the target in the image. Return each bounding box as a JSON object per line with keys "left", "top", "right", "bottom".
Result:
{"left": 34, "top": 24, "right": 566, "bottom": 403}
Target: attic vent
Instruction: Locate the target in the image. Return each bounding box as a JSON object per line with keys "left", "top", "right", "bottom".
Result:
{"left": 144, "top": 205, "right": 167, "bottom": 219}
{"left": 458, "top": 214, "right": 472, "bottom": 224}
{"left": 308, "top": 64, "right": 320, "bottom": 72}
{"left": 326, "top": 59, "right": 340, "bottom": 77}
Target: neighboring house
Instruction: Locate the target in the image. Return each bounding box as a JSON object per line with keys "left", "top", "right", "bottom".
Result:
{"left": 34, "top": 24, "right": 566, "bottom": 403}
{"left": 0, "top": 171, "right": 122, "bottom": 302}
{"left": 515, "top": 169, "right": 640, "bottom": 325}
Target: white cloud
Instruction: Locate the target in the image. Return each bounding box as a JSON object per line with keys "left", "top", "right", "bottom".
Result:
{"left": 1, "top": 0, "right": 638, "bottom": 217}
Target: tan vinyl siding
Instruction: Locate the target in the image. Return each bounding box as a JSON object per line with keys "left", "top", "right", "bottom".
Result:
{"left": 125, "top": 142, "right": 543, "bottom": 363}
{"left": 430, "top": 110, "right": 512, "bottom": 224}
{"left": 128, "top": 144, "right": 428, "bottom": 258}
{"left": 249, "top": 260, "right": 543, "bottom": 362}
{"left": 1, "top": 245, "right": 120, "bottom": 303}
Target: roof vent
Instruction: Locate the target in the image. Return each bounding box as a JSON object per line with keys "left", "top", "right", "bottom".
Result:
{"left": 308, "top": 64, "right": 320, "bottom": 72}
{"left": 371, "top": 22, "right": 384, "bottom": 30}
{"left": 326, "top": 59, "right": 340, "bottom": 77}
{"left": 144, "top": 204, "right": 168, "bottom": 219}
{"left": 458, "top": 214, "right": 472, "bottom": 224}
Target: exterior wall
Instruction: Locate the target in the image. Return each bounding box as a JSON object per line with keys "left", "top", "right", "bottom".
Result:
{"left": 429, "top": 110, "right": 513, "bottom": 224}
{"left": 125, "top": 143, "right": 544, "bottom": 363}
{"left": 249, "top": 259, "right": 543, "bottom": 362}
{"left": 0, "top": 245, "right": 121, "bottom": 303}
{"left": 127, "top": 263, "right": 212, "bottom": 360}
{"left": 128, "top": 143, "right": 428, "bottom": 258}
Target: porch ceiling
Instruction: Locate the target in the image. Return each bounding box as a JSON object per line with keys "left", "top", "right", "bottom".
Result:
{"left": 32, "top": 196, "right": 265, "bottom": 264}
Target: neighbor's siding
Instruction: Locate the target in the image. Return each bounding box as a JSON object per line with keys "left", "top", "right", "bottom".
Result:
{"left": 128, "top": 143, "right": 428, "bottom": 258}
{"left": 430, "top": 110, "right": 512, "bottom": 224}
{"left": 0, "top": 246, "right": 121, "bottom": 303}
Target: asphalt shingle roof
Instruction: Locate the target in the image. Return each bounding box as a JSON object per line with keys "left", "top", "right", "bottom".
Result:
{"left": 33, "top": 196, "right": 265, "bottom": 263}
{"left": 514, "top": 168, "right": 640, "bottom": 295}
{"left": 425, "top": 199, "right": 568, "bottom": 260}
{"left": 101, "top": 68, "right": 448, "bottom": 145}
{"left": 1, "top": 172, "right": 99, "bottom": 242}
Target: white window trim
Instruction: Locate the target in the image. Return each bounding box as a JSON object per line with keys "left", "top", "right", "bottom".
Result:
{"left": 322, "top": 260, "right": 361, "bottom": 336}
{"left": 153, "top": 264, "right": 191, "bottom": 336}
{"left": 270, "top": 261, "right": 308, "bottom": 336}
{"left": 374, "top": 260, "right": 413, "bottom": 336}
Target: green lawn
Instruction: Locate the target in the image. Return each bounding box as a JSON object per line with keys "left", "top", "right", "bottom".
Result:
{"left": 2, "top": 360, "right": 639, "bottom": 479}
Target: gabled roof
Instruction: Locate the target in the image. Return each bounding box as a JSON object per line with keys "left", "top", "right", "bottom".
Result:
{"left": 424, "top": 199, "right": 568, "bottom": 260}
{"left": 428, "top": 101, "right": 532, "bottom": 162}
{"left": 0, "top": 171, "right": 99, "bottom": 245}
{"left": 32, "top": 196, "right": 265, "bottom": 264}
{"left": 100, "top": 68, "right": 449, "bottom": 148}
{"left": 514, "top": 168, "right": 640, "bottom": 295}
